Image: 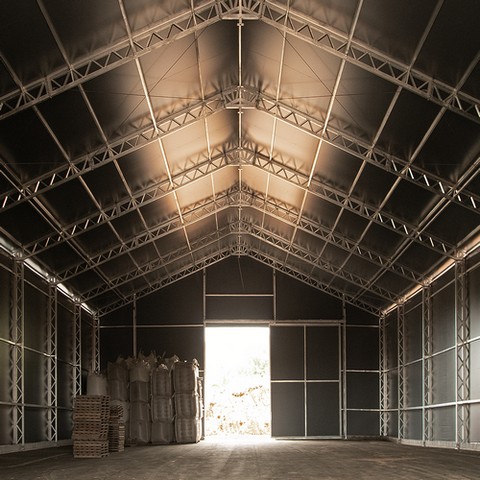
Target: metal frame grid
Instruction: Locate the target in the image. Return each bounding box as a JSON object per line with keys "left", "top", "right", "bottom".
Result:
{"left": 379, "top": 314, "right": 387, "bottom": 437}
{"left": 73, "top": 302, "right": 82, "bottom": 398}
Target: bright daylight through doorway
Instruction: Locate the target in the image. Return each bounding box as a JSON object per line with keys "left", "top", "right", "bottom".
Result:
{"left": 205, "top": 326, "right": 271, "bottom": 438}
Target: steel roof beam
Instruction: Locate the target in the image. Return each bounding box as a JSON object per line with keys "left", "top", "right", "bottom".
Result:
{"left": 20, "top": 147, "right": 245, "bottom": 257}
{"left": 241, "top": 219, "right": 397, "bottom": 302}
{"left": 0, "top": 0, "right": 225, "bottom": 120}
{"left": 58, "top": 186, "right": 241, "bottom": 281}
{"left": 0, "top": 88, "right": 235, "bottom": 212}
{"left": 256, "top": 0, "right": 480, "bottom": 125}
{"left": 245, "top": 240, "right": 381, "bottom": 315}
{"left": 253, "top": 88, "right": 480, "bottom": 214}
{"left": 82, "top": 224, "right": 236, "bottom": 301}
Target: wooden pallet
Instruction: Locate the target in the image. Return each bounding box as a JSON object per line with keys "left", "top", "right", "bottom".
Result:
{"left": 73, "top": 440, "right": 109, "bottom": 458}
{"left": 72, "top": 421, "right": 109, "bottom": 441}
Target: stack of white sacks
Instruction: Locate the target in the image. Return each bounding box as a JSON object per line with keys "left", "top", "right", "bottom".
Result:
{"left": 128, "top": 358, "right": 151, "bottom": 444}
{"left": 151, "top": 364, "right": 174, "bottom": 444}
{"left": 100, "top": 353, "right": 203, "bottom": 445}
{"left": 174, "top": 360, "right": 203, "bottom": 443}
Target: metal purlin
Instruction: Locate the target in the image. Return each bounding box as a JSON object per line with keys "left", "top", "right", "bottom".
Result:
{"left": 9, "top": 259, "right": 24, "bottom": 445}
{"left": 455, "top": 258, "right": 470, "bottom": 447}
{"left": 73, "top": 302, "right": 82, "bottom": 398}
{"left": 422, "top": 284, "right": 433, "bottom": 445}
{"left": 46, "top": 282, "right": 58, "bottom": 442}
{"left": 397, "top": 303, "right": 405, "bottom": 441}
{"left": 379, "top": 314, "right": 387, "bottom": 437}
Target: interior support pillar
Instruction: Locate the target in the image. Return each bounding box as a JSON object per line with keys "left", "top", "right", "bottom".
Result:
{"left": 92, "top": 314, "right": 100, "bottom": 373}
{"left": 422, "top": 284, "right": 433, "bottom": 445}
{"left": 46, "top": 282, "right": 57, "bottom": 442}
{"left": 397, "top": 303, "right": 405, "bottom": 441}
{"left": 379, "top": 314, "right": 388, "bottom": 437}
{"left": 455, "top": 258, "right": 470, "bottom": 447}
{"left": 73, "top": 302, "right": 82, "bottom": 398}
{"left": 9, "top": 259, "right": 24, "bottom": 445}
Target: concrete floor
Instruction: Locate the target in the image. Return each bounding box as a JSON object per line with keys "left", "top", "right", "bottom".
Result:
{"left": 2, "top": 438, "right": 480, "bottom": 480}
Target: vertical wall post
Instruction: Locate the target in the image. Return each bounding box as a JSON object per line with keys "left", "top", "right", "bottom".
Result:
{"left": 342, "top": 299, "right": 347, "bottom": 438}
{"left": 455, "top": 258, "right": 470, "bottom": 448}
{"left": 397, "top": 304, "right": 405, "bottom": 441}
{"left": 422, "top": 284, "right": 433, "bottom": 445}
{"left": 92, "top": 314, "right": 100, "bottom": 373}
{"left": 73, "top": 302, "right": 82, "bottom": 398}
{"left": 379, "top": 314, "right": 387, "bottom": 437}
{"left": 10, "top": 259, "right": 24, "bottom": 445}
{"left": 46, "top": 282, "right": 58, "bottom": 442}
{"left": 133, "top": 294, "right": 137, "bottom": 358}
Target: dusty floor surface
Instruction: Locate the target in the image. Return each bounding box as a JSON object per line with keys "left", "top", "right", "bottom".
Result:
{"left": 1, "top": 438, "right": 480, "bottom": 480}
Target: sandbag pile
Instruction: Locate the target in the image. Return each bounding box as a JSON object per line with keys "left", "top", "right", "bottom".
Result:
{"left": 151, "top": 364, "right": 174, "bottom": 444}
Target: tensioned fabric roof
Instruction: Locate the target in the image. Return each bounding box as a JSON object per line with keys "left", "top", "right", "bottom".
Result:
{"left": 0, "top": 0, "right": 479, "bottom": 316}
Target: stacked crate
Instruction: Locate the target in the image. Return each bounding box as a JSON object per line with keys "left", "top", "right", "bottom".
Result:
{"left": 151, "top": 364, "right": 174, "bottom": 444}
{"left": 174, "top": 361, "right": 203, "bottom": 443}
{"left": 129, "top": 359, "right": 151, "bottom": 444}
{"left": 72, "top": 395, "right": 109, "bottom": 458}
{"left": 108, "top": 404, "right": 125, "bottom": 452}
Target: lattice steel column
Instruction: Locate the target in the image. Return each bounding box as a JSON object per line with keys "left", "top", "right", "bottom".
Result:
{"left": 46, "top": 282, "right": 58, "bottom": 442}
{"left": 9, "top": 259, "right": 24, "bottom": 445}
{"left": 455, "top": 258, "right": 470, "bottom": 447}
{"left": 379, "top": 314, "right": 388, "bottom": 437}
{"left": 73, "top": 302, "right": 82, "bottom": 398}
{"left": 92, "top": 314, "right": 100, "bottom": 373}
{"left": 422, "top": 284, "right": 433, "bottom": 444}
{"left": 397, "top": 304, "right": 406, "bottom": 441}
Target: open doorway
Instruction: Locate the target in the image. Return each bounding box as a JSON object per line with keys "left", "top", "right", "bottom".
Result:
{"left": 205, "top": 326, "right": 271, "bottom": 437}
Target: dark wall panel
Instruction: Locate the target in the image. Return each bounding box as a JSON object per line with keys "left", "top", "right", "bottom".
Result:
{"left": 405, "top": 305, "right": 422, "bottom": 363}
{"left": 470, "top": 339, "right": 480, "bottom": 400}
{"left": 345, "top": 304, "right": 378, "bottom": 325}
{"left": 100, "top": 328, "right": 133, "bottom": 369}
{"left": 24, "top": 408, "right": 47, "bottom": 443}
{"left": 271, "top": 327, "right": 304, "bottom": 380}
{"left": 346, "top": 326, "right": 378, "bottom": 370}
{"left": 406, "top": 410, "right": 422, "bottom": 440}
{"left": 0, "top": 266, "right": 11, "bottom": 340}
{"left": 138, "top": 272, "right": 203, "bottom": 325}
{"left": 387, "top": 370, "right": 399, "bottom": 409}
{"left": 306, "top": 326, "right": 338, "bottom": 380}
{"left": 276, "top": 273, "right": 343, "bottom": 320}
{"left": 347, "top": 372, "right": 379, "bottom": 409}
{"left": 57, "top": 408, "right": 72, "bottom": 441}
{"left": 206, "top": 296, "right": 273, "bottom": 320}
{"left": 307, "top": 382, "right": 339, "bottom": 436}
{"left": 57, "top": 361, "right": 74, "bottom": 409}
{"left": 102, "top": 303, "right": 133, "bottom": 326}
{"left": 57, "top": 304, "right": 74, "bottom": 363}
{"left": 387, "top": 411, "right": 398, "bottom": 437}
{"left": 470, "top": 264, "right": 480, "bottom": 338}
{"left": 0, "top": 342, "right": 9, "bottom": 403}
{"left": 271, "top": 382, "right": 304, "bottom": 437}
{"left": 405, "top": 362, "right": 422, "bottom": 408}
{"left": 24, "top": 283, "right": 47, "bottom": 352}
{"left": 0, "top": 405, "right": 10, "bottom": 445}
{"left": 432, "top": 406, "right": 455, "bottom": 441}
{"left": 207, "top": 257, "right": 272, "bottom": 294}
{"left": 432, "top": 283, "right": 455, "bottom": 353}
{"left": 471, "top": 403, "right": 480, "bottom": 442}
{"left": 136, "top": 327, "right": 204, "bottom": 366}
{"left": 24, "top": 350, "right": 46, "bottom": 405}
{"left": 385, "top": 315, "right": 398, "bottom": 370}
{"left": 432, "top": 350, "right": 455, "bottom": 404}
{"left": 347, "top": 411, "right": 379, "bottom": 436}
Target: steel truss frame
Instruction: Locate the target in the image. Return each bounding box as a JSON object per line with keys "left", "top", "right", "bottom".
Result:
{"left": 9, "top": 260, "right": 24, "bottom": 445}
{"left": 379, "top": 315, "right": 388, "bottom": 437}
{"left": 73, "top": 303, "right": 82, "bottom": 398}
{"left": 455, "top": 259, "right": 470, "bottom": 447}
{"left": 1, "top": 1, "right": 478, "bottom": 126}
{"left": 397, "top": 303, "right": 405, "bottom": 440}
{"left": 46, "top": 282, "right": 57, "bottom": 442}
{"left": 422, "top": 285, "right": 433, "bottom": 444}
{"left": 92, "top": 315, "right": 100, "bottom": 374}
